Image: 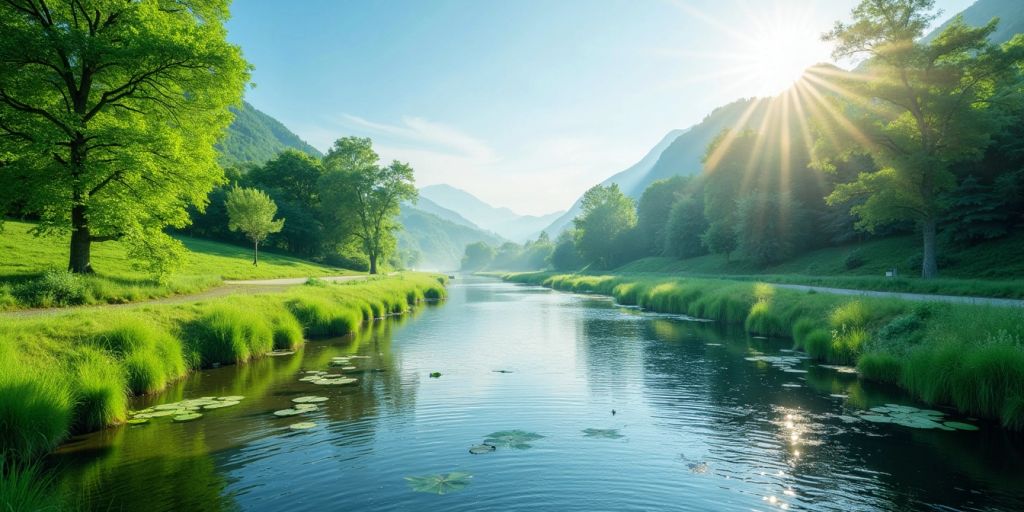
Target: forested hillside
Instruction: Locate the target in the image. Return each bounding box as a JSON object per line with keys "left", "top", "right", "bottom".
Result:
{"left": 217, "top": 101, "right": 322, "bottom": 166}
{"left": 397, "top": 206, "right": 505, "bottom": 270}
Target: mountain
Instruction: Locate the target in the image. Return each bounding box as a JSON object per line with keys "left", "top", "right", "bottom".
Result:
{"left": 407, "top": 196, "right": 481, "bottom": 231}
{"left": 397, "top": 205, "right": 505, "bottom": 271}
{"left": 923, "top": 0, "right": 1024, "bottom": 45}
{"left": 218, "top": 101, "right": 322, "bottom": 166}
{"left": 419, "top": 184, "right": 563, "bottom": 242}
{"left": 542, "top": 129, "right": 687, "bottom": 236}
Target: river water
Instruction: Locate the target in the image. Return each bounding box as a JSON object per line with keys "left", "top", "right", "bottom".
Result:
{"left": 51, "top": 277, "right": 1024, "bottom": 511}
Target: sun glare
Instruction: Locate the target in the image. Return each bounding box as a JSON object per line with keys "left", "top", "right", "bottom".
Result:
{"left": 743, "top": 23, "right": 826, "bottom": 96}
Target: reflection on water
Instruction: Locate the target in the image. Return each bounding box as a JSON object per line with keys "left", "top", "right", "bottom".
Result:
{"left": 50, "top": 278, "right": 1024, "bottom": 511}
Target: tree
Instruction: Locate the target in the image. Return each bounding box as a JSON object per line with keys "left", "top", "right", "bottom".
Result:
{"left": 637, "top": 176, "right": 691, "bottom": 256}
{"left": 573, "top": 184, "right": 637, "bottom": 269}
{"left": 664, "top": 193, "right": 708, "bottom": 259}
{"left": 820, "top": 0, "right": 1024, "bottom": 277}
{"left": 0, "top": 0, "right": 249, "bottom": 274}
{"left": 225, "top": 186, "right": 285, "bottom": 266}
{"left": 549, "top": 229, "right": 583, "bottom": 271}
{"left": 461, "top": 242, "right": 495, "bottom": 271}
{"left": 734, "top": 193, "right": 807, "bottom": 267}
{"left": 320, "top": 137, "right": 417, "bottom": 274}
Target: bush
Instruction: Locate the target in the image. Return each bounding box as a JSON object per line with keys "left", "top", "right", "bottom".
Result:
{"left": 803, "top": 329, "right": 833, "bottom": 360}
{"left": 71, "top": 348, "right": 128, "bottom": 432}
{"left": 14, "top": 268, "right": 88, "bottom": 307}
{"left": 745, "top": 300, "right": 784, "bottom": 336}
{"left": 287, "top": 297, "right": 360, "bottom": 338}
{"left": 0, "top": 362, "right": 74, "bottom": 462}
{"left": 844, "top": 249, "right": 865, "bottom": 270}
{"left": 192, "top": 305, "right": 274, "bottom": 366}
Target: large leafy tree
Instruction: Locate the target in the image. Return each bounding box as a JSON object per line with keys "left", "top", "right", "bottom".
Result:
{"left": 0, "top": 0, "right": 249, "bottom": 275}
{"left": 636, "top": 176, "right": 691, "bottom": 256}
{"left": 820, "top": 0, "right": 1024, "bottom": 278}
{"left": 225, "top": 186, "right": 285, "bottom": 266}
{"left": 460, "top": 242, "right": 495, "bottom": 271}
{"left": 320, "top": 137, "right": 417, "bottom": 275}
{"left": 573, "top": 184, "right": 636, "bottom": 269}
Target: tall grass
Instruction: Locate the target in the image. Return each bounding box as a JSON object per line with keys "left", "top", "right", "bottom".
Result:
{"left": 504, "top": 271, "right": 1024, "bottom": 429}
{"left": 0, "top": 458, "right": 63, "bottom": 512}
{"left": 0, "top": 272, "right": 448, "bottom": 461}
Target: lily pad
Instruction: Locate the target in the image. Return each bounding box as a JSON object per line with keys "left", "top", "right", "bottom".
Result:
{"left": 943, "top": 421, "right": 979, "bottom": 431}
{"left": 469, "top": 444, "right": 496, "bottom": 454}
{"left": 892, "top": 417, "right": 943, "bottom": 429}
{"left": 219, "top": 396, "right": 245, "bottom": 401}
{"left": 429, "top": 372, "right": 442, "bottom": 378}
{"left": 273, "top": 408, "right": 304, "bottom": 417}
{"left": 582, "top": 428, "right": 624, "bottom": 439}
{"left": 859, "top": 415, "right": 893, "bottom": 423}
{"left": 292, "top": 396, "right": 329, "bottom": 404}
{"left": 687, "top": 462, "right": 709, "bottom": 474}
{"left": 126, "top": 418, "right": 150, "bottom": 425}
{"left": 153, "top": 403, "right": 183, "bottom": 411}
{"left": 268, "top": 350, "right": 295, "bottom": 357}
{"left": 203, "top": 400, "right": 240, "bottom": 410}
{"left": 313, "top": 377, "right": 357, "bottom": 386}
{"left": 405, "top": 472, "right": 473, "bottom": 495}
{"left": 173, "top": 413, "right": 203, "bottom": 422}
{"left": 293, "top": 403, "right": 319, "bottom": 411}
{"left": 145, "top": 410, "right": 180, "bottom": 418}
{"left": 289, "top": 422, "right": 317, "bottom": 430}
{"left": 484, "top": 430, "right": 545, "bottom": 449}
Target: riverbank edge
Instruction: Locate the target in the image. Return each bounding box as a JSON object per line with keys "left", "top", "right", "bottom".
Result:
{"left": 501, "top": 271, "right": 1024, "bottom": 431}
{"left": 0, "top": 273, "right": 448, "bottom": 462}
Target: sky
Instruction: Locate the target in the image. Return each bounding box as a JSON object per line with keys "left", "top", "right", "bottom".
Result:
{"left": 226, "top": 0, "right": 976, "bottom": 216}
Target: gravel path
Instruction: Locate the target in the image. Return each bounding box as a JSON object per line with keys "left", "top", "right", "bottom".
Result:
{"left": 773, "top": 283, "right": 1024, "bottom": 308}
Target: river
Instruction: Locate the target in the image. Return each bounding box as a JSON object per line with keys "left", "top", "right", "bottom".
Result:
{"left": 50, "top": 277, "right": 1024, "bottom": 511}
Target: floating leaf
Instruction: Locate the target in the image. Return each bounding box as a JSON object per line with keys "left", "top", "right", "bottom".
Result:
{"left": 294, "top": 404, "right": 318, "bottom": 411}
{"left": 892, "top": 417, "right": 943, "bottom": 429}
{"left": 582, "top": 428, "right": 624, "bottom": 439}
{"left": 173, "top": 413, "right": 202, "bottom": 422}
{"left": 126, "top": 418, "right": 149, "bottom": 425}
{"left": 469, "top": 444, "right": 496, "bottom": 454}
{"left": 289, "top": 422, "right": 317, "bottom": 430}
{"left": 405, "top": 472, "right": 473, "bottom": 495}
{"left": 153, "top": 404, "right": 183, "bottom": 411}
{"left": 268, "top": 350, "right": 295, "bottom": 357}
{"left": 687, "top": 462, "right": 709, "bottom": 474}
{"left": 484, "top": 430, "right": 544, "bottom": 449}
{"left": 203, "top": 401, "right": 239, "bottom": 410}
{"left": 313, "top": 377, "right": 357, "bottom": 386}
{"left": 144, "top": 410, "right": 180, "bottom": 418}
{"left": 429, "top": 372, "right": 442, "bottom": 378}
{"left": 292, "top": 396, "right": 329, "bottom": 404}
{"left": 219, "top": 396, "right": 245, "bottom": 401}
{"left": 273, "top": 408, "right": 304, "bottom": 417}
{"left": 859, "top": 415, "right": 893, "bottom": 423}
{"left": 943, "top": 421, "right": 979, "bottom": 431}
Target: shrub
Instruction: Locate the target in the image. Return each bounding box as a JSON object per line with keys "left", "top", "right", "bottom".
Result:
{"left": 745, "top": 300, "right": 784, "bottom": 336}
{"left": 844, "top": 249, "right": 866, "bottom": 270}
{"left": 902, "top": 341, "right": 962, "bottom": 405}
{"left": 949, "top": 338, "right": 1024, "bottom": 421}
{"left": 71, "top": 348, "right": 128, "bottom": 432}
{"left": 803, "top": 329, "right": 833, "bottom": 360}
{"left": 829, "top": 301, "right": 869, "bottom": 331}
{"left": 14, "top": 268, "right": 88, "bottom": 307}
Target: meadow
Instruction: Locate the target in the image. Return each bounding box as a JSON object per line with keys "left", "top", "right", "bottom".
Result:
{"left": 504, "top": 272, "right": 1024, "bottom": 430}
{"left": 0, "top": 221, "right": 356, "bottom": 310}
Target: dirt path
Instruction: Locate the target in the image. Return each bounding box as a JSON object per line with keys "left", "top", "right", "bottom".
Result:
{"left": 772, "top": 283, "right": 1024, "bottom": 308}
{"left": 0, "top": 275, "right": 368, "bottom": 319}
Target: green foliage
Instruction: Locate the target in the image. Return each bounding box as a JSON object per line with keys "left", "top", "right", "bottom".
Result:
{"left": 13, "top": 268, "right": 88, "bottom": 307}
{"left": 573, "top": 184, "right": 637, "bottom": 269}
{"left": 71, "top": 348, "right": 128, "bottom": 432}
{"left": 191, "top": 305, "right": 275, "bottom": 366}
{"left": 461, "top": 242, "right": 496, "bottom": 271}
{"left": 820, "top": 1, "right": 1024, "bottom": 278}
{"left": 857, "top": 352, "right": 903, "bottom": 384}
{"left": 0, "top": 459, "right": 63, "bottom": 512}
{"left": 734, "top": 194, "right": 807, "bottom": 267}
{"left": 225, "top": 185, "right": 286, "bottom": 265}
{"left": 663, "top": 193, "right": 707, "bottom": 259}
{"left": 217, "top": 102, "right": 322, "bottom": 167}
{"left": 287, "top": 296, "right": 361, "bottom": 338}
{"left": 549, "top": 229, "right": 583, "bottom": 271}
{"left": 0, "top": 355, "right": 74, "bottom": 462}
{"left": 637, "top": 176, "right": 692, "bottom": 254}
{"left": 0, "top": 0, "right": 250, "bottom": 274}
{"left": 320, "top": 137, "right": 418, "bottom": 274}
{"left": 96, "top": 318, "right": 187, "bottom": 395}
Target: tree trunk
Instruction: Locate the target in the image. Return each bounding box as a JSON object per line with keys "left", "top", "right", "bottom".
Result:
{"left": 68, "top": 203, "right": 94, "bottom": 274}
{"left": 921, "top": 217, "right": 938, "bottom": 279}
{"left": 369, "top": 252, "right": 378, "bottom": 275}
{"left": 253, "top": 240, "right": 259, "bottom": 266}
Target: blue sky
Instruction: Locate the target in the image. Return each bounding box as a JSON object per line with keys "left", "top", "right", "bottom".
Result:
{"left": 227, "top": 0, "right": 975, "bottom": 215}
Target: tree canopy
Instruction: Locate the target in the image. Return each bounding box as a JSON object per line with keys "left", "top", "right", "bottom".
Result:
{"left": 0, "top": 0, "right": 250, "bottom": 275}
{"left": 573, "top": 184, "right": 637, "bottom": 269}
{"left": 225, "top": 186, "right": 285, "bottom": 265}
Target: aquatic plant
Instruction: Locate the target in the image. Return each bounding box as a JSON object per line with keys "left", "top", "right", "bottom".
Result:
{"left": 405, "top": 472, "right": 473, "bottom": 495}
{"left": 483, "top": 430, "right": 545, "bottom": 449}
{"left": 582, "top": 428, "right": 624, "bottom": 439}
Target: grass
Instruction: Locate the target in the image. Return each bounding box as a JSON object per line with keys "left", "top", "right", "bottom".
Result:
{"left": 0, "top": 220, "right": 358, "bottom": 310}
{"left": 0, "top": 458, "right": 63, "bottom": 512}
{"left": 504, "top": 271, "right": 1024, "bottom": 429}
{"left": 616, "top": 233, "right": 1024, "bottom": 299}
{"left": 0, "top": 272, "right": 447, "bottom": 461}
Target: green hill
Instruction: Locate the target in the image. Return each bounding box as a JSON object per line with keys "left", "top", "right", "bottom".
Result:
{"left": 218, "top": 101, "right": 323, "bottom": 166}
{"left": 397, "top": 206, "right": 505, "bottom": 271}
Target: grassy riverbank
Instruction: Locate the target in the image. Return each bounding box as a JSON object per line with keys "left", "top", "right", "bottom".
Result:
{"left": 0, "top": 273, "right": 446, "bottom": 462}
{"left": 503, "top": 272, "right": 1024, "bottom": 430}
{"left": 0, "top": 220, "right": 357, "bottom": 310}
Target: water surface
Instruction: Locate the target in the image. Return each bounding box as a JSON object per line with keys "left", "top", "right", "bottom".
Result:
{"left": 52, "top": 277, "right": 1024, "bottom": 511}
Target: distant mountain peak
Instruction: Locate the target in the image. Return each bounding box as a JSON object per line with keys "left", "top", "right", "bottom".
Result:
{"left": 217, "top": 101, "right": 322, "bottom": 167}
{"left": 419, "top": 184, "right": 563, "bottom": 242}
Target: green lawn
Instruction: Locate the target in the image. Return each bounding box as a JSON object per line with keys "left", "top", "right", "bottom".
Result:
{"left": 0, "top": 220, "right": 356, "bottom": 309}
{"left": 616, "top": 234, "right": 1024, "bottom": 298}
